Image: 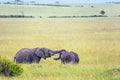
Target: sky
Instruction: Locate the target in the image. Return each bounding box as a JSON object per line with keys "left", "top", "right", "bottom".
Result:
{"left": 0, "top": 0, "right": 120, "bottom": 3}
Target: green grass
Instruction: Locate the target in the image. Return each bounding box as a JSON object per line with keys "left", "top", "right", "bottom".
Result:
{"left": 0, "top": 3, "right": 120, "bottom": 17}
{"left": 0, "top": 18, "right": 120, "bottom": 79}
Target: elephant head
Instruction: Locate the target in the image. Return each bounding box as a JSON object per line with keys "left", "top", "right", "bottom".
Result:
{"left": 35, "top": 48, "right": 46, "bottom": 59}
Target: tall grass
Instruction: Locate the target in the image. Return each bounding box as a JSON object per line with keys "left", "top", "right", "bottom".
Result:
{"left": 0, "top": 18, "right": 120, "bottom": 80}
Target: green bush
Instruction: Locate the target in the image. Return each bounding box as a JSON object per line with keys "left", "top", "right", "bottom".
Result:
{"left": 0, "top": 57, "right": 23, "bottom": 76}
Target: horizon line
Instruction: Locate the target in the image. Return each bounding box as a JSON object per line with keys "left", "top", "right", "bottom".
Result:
{"left": 0, "top": 0, "right": 120, "bottom": 3}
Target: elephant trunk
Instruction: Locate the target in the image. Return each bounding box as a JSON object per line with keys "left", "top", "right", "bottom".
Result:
{"left": 54, "top": 52, "right": 62, "bottom": 60}
{"left": 53, "top": 49, "right": 66, "bottom": 60}
{"left": 53, "top": 49, "right": 65, "bottom": 55}
{"left": 14, "top": 57, "right": 16, "bottom": 62}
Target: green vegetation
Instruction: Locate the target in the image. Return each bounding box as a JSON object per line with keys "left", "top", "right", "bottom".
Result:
{"left": 100, "top": 10, "right": 106, "bottom": 15}
{"left": 0, "top": 18, "right": 120, "bottom": 79}
{"left": 0, "top": 57, "right": 23, "bottom": 76}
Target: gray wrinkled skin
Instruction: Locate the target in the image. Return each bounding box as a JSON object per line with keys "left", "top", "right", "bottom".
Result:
{"left": 54, "top": 50, "right": 79, "bottom": 64}
{"left": 14, "top": 48, "right": 63, "bottom": 64}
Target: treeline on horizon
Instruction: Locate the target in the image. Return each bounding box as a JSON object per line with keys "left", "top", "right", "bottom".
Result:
{"left": 0, "top": 2, "right": 120, "bottom": 18}
{"left": 0, "top": 15, "right": 117, "bottom": 18}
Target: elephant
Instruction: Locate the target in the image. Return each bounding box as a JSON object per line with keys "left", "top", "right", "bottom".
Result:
{"left": 69, "top": 51, "right": 79, "bottom": 63}
{"left": 14, "top": 47, "right": 64, "bottom": 64}
{"left": 54, "top": 50, "right": 79, "bottom": 64}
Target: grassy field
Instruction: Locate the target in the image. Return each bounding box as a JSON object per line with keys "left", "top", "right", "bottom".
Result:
{"left": 0, "top": 3, "right": 120, "bottom": 17}
{"left": 0, "top": 18, "right": 120, "bottom": 80}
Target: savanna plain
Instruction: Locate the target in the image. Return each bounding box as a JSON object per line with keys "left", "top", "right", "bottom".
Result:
{"left": 0, "top": 18, "right": 120, "bottom": 80}
{"left": 0, "top": 2, "right": 120, "bottom": 80}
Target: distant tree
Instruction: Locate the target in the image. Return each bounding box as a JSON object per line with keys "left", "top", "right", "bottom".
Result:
{"left": 15, "top": 0, "right": 21, "bottom": 3}
{"left": 100, "top": 10, "right": 105, "bottom": 15}
{"left": 81, "top": 5, "right": 84, "bottom": 7}
{"left": 30, "top": 1, "right": 36, "bottom": 3}
{"left": 91, "top": 6, "right": 94, "bottom": 8}
{"left": 20, "top": 11, "right": 24, "bottom": 16}
{"left": 55, "top": 1, "right": 60, "bottom": 4}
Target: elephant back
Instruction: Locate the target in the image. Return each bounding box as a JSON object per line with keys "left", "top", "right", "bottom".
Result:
{"left": 14, "top": 48, "right": 37, "bottom": 63}
{"left": 70, "top": 51, "right": 79, "bottom": 63}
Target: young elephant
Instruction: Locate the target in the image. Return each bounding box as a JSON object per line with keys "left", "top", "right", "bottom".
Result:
{"left": 69, "top": 51, "right": 79, "bottom": 63}
{"left": 14, "top": 48, "right": 64, "bottom": 64}
{"left": 54, "top": 50, "right": 79, "bottom": 64}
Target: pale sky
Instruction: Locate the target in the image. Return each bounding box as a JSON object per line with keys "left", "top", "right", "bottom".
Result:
{"left": 0, "top": 0, "right": 120, "bottom": 3}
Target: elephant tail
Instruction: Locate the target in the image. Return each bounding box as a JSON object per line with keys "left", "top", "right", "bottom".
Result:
{"left": 54, "top": 53, "right": 62, "bottom": 60}
{"left": 14, "top": 57, "right": 16, "bottom": 62}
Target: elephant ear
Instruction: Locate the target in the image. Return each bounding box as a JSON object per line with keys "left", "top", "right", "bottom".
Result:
{"left": 42, "top": 48, "right": 51, "bottom": 57}
{"left": 35, "top": 48, "right": 46, "bottom": 59}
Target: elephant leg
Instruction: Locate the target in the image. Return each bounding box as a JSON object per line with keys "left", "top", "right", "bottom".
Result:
{"left": 34, "top": 58, "right": 41, "bottom": 63}
{"left": 15, "top": 57, "right": 23, "bottom": 63}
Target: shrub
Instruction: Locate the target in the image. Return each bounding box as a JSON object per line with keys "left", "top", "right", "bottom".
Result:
{"left": 100, "top": 10, "right": 106, "bottom": 15}
{"left": 0, "top": 57, "right": 23, "bottom": 76}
